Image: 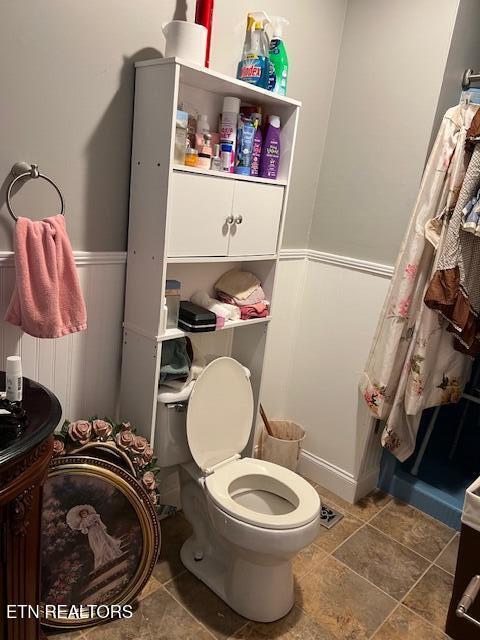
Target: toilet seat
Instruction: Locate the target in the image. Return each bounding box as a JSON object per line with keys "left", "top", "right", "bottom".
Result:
{"left": 186, "top": 357, "right": 254, "bottom": 473}
{"left": 186, "top": 357, "right": 320, "bottom": 530}
{"left": 205, "top": 457, "right": 320, "bottom": 530}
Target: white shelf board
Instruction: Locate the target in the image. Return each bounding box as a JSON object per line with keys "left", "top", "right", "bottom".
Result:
{"left": 135, "top": 57, "right": 302, "bottom": 109}
{"left": 167, "top": 254, "right": 277, "bottom": 264}
{"left": 172, "top": 164, "right": 287, "bottom": 187}
{"left": 160, "top": 316, "right": 272, "bottom": 341}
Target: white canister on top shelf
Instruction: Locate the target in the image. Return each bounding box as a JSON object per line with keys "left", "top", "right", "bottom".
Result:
{"left": 162, "top": 21, "right": 207, "bottom": 66}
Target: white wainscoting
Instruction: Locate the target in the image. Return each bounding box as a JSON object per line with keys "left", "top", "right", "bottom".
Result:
{"left": 261, "top": 248, "right": 393, "bottom": 501}
{"left": 0, "top": 251, "right": 126, "bottom": 424}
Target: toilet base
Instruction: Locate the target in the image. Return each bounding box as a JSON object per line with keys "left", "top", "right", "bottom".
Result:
{"left": 180, "top": 535, "right": 295, "bottom": 623}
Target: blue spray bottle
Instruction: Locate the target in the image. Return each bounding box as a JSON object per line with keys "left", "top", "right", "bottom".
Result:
{"left": 237, "top": 12, "right": 270, "bottom": 89}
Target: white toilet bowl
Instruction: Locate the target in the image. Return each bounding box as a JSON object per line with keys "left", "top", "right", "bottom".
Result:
{"left": 160, "top": 357, "right": 321, "bottom": 622}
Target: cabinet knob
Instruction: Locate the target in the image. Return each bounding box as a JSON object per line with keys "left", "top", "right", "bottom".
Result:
{"left": 226, "top": 215, "right": 234, "bottom": 225}
{"left": 235, "top": 215, "right": 243, "bottom": 224}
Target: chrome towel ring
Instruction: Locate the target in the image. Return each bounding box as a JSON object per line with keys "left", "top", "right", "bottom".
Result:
{"left": 6, "top": 162, "right": 65, "bottom": 222}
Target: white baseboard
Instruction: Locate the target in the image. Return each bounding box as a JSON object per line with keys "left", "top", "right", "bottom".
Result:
{"left": 297, "top": 449, "right": 357, "bottom": 503}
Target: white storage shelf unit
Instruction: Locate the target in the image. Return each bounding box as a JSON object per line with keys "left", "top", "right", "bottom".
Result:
{"left": 120, "top": 57, "right": 300, "bottom": 448}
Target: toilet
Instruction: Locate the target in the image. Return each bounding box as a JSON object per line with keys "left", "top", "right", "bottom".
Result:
{"left": 156, "top": 356, "right": 321, "bottom": 622}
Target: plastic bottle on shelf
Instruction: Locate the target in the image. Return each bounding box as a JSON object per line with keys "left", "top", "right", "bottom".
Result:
{"left": 235, "top": 119, "right": 255, "bottom": 175}
{"left": 250, "top": 112, "right": 263, "bottom": 177}
{"left": 237, "top": 12, "right": 270, "bottom": 89}
{"left": 260, "top": 115, "right": 281, "bottom": 179}
{"left": 211, "top": 144, "right": 222, "bottom": 171}
{"left": 197, "top": 114, "right": 210, "bottom": 134}
{"left": 220, "top": 96, "right": 240, "bottom": 172}
{"left": 268, "top": 17, "right": 289, "bottom": 95}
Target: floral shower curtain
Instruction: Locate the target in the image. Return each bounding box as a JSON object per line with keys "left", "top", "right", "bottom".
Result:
{"left": 360, "top": 103, "right": 479, "bottom": 461}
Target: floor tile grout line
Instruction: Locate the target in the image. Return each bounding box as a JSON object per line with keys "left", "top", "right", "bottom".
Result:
{"left": 332, "top": 554, "right": 401, "bottom": 603}
{"left": 366, "top": 554, "right": 437, "bottom": 640}
{"left": 433, "top": 533, "right": 460, "bottom": 576}
{"left": 392, "top": 537, "right": 457, "bottom": 635}
{"left": 160, "top": 582, "right": 229, "bottom": 640}
{"left": 365, "top": 497, "right": 394, "bottom": 523}
{"left": 227, "top": 621, "right": 250, "bottom": 639}
{"left": 365, "top": 520, "right": 453, "bottom": 564}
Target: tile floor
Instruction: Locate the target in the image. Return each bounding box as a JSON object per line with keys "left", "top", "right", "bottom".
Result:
{"left": 46, "top": 480, "right": 460, "bottom": 640}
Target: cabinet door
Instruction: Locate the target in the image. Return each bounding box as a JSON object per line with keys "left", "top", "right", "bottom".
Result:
{"left": 167, "top": 172, "right": 234, "bottom": 257}
{"left": 228, "top": 182, "right": 284, "bottom": 256}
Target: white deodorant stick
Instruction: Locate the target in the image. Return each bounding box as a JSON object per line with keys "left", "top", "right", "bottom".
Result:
{"left": 6, "top": 355, "right": 22, "bottom": 403}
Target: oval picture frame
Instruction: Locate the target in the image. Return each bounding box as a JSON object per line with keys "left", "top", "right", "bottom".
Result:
{"left": 40, "top": 456, "right": 160, "bottom": 630}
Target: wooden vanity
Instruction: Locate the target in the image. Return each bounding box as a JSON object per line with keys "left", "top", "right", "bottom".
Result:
{"left": 0, "top": 373, "right": 61, "bottom": 640}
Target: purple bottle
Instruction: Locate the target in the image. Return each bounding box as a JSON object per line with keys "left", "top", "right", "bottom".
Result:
{"left": 260, "top": 115, "right": 281, "bottom": 179}
{"left": 250, "top": 113, "right": 263, "bottom": 177}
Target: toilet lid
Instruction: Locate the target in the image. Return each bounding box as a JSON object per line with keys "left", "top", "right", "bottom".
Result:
{"left": 186, "top": 357, "right": 254, "bottom": 472}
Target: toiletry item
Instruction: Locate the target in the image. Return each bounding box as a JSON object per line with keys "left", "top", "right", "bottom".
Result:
{"left": 250, "top": 113, "right": 262, "bottom": 177}
{"left": 195, "top": 0, "right": 215, "bottom": 67}
{"left": 220, "top": 143, "right": 233, "bottom": 171}
{"left": 178, "top": 301, "right": 216, "bottom": 332}
{"left": 197, "top": 114, "right": 210, "bottom": 134}
{"left": 235, "top": 119, "right": 255, "bottom": 175}
{"left": 220, "top": 97, "right": 240, "bottom": 172}
{"left": 196, "top": 154, "right": 211, "bottom": 169}
{"left": 187, "top": 112, "right": 197, "bottom": 147}
{"left": 237, "top": 12, "right": 270, "bottom": 88}
{"left": 165, "top": 280, "right": 181, "bottom": 329}
{"left": 268, "top": 17, "right": 289, "bottom": 95}
{"left": 161, "top": 297, "right": 168, "bottom": 334}
{"left": 185, "top": 146, "right": 198, "bottom": 167}
{"left": 175, "top": 110, "right": 189, "bottom": 164}
{"left": 211, "top": 144, "right": 222, "bottom": 171}
{"left": 195, "top": 131, "right": 219, "bottom": 150}
{"left": 260, "top": 115, "right": 281, "bottom": 179}
{"left": 196, "top": 133, "right": 212, "bottom": 169}
{"left": 6, "top": 356, "right": 22, "bottom": 403}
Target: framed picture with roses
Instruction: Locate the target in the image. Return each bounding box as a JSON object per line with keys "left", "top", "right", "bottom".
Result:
{"left": 40, "top": 418, "right": 167, "bottom": 630}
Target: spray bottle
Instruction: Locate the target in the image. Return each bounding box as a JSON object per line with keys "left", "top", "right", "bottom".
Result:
{"left": 237, "top": 11, "right": 270, "bottom": 89}
{"left": 268, "top": 17, "right": 289, "bottom": 95}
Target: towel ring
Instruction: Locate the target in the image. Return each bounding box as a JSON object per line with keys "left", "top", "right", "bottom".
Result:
{"left": 6, "top": 162, "right": 65, "bottom": 222}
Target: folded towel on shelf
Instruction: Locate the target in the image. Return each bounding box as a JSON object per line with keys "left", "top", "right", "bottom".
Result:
{"left": 216, "top": 286, "right": 266, "bottom": 307}
{"left": 214, "top": 269, "right": 261, "bottom": 301}
{"left": 190, "top": 290, "right": 241, "bottom": 322}
{"left": 159, "top": 337, "right": 191, "bottom": 384}
{"left": 5, "top": 215, "right": 87, "bottom": 338}
{"left": 240, "top": 303, "right": 269, "bottom": 320}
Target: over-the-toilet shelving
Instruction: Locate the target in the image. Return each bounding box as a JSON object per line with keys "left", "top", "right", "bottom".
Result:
{"left": 161, "top": 316, "right": 273, "bottom": 342}
{"left": 172, "top": 164, "right": 288, "bottom": 187}
{"left": 120, "top": 57, "right": 301, "bottom": 446}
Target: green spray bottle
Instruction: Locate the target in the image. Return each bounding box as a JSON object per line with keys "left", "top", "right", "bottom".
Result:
{"left": 268, "top": 17, "right": 289, "bottom": 95}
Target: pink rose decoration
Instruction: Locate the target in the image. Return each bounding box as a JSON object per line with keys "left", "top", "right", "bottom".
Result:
{"left": 404, "top": 264, "right": 417, "bottom": 280}
{"left": 68, "top": 420, "right": 92, "bottom": 445}
{"left": 121, "top": 422, "right": 132, "bottom": 431}
{"left": 93, "top": 419, "right": 112, "bottom": 439}
{"left": 143, "top": 447, "right": 154, "bottom": 463}
{"left": 142, "top": 471, "right": 156, "bottom": 491}
{"left": 116, "top": 429, "right": 135, "bottom": 450}
{"left": 149, "top": 491, "right": 158, "bottom": 506}
{"left": 398, "top": 297, "right": 411, "bottom": 318}
{"left": 53, "top": 439, "right": 65, "bottom": 457}
{"left": 132, "top": 435, "right": 148, "bottom": 455}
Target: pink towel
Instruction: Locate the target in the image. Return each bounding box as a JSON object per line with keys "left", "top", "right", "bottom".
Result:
{"left": 5, "top": 215, "right": 87, "bottom": 338}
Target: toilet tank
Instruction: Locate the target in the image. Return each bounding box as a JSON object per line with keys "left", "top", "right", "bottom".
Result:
{"left": 155, "top": 400, "right": 192, "bottom": 467}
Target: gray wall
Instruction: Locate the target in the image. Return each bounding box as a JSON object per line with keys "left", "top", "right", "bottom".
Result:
{"left": 0, "top": 0, "right": 346, "bottom": 251}
{"left": 308, "top": 0, "right": 461, "bottom": 265}
{"left": 429, "top": 0, "right": 480, "bottom": 153}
